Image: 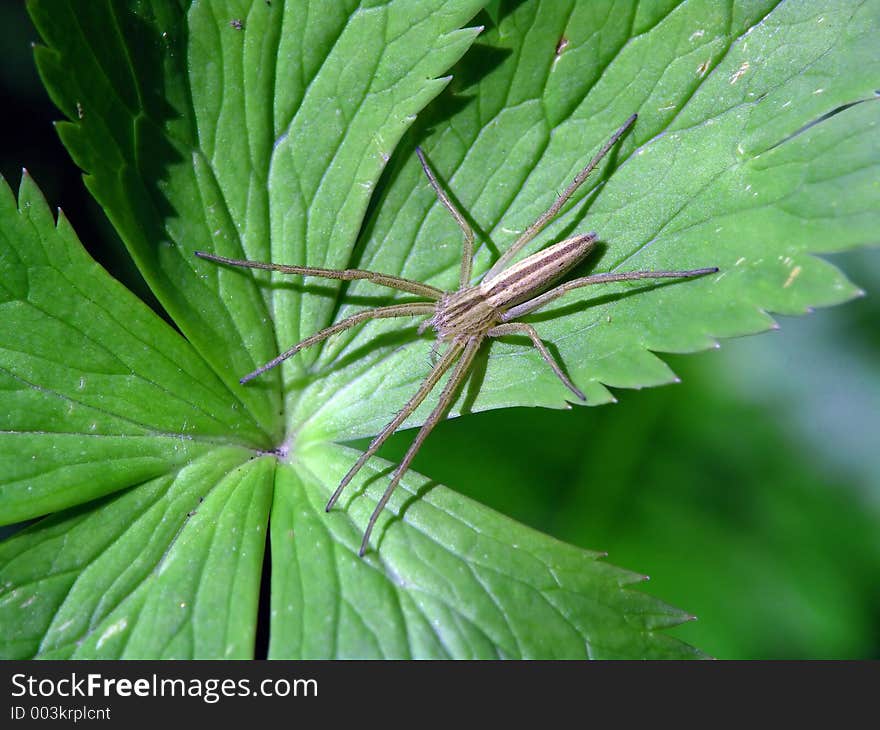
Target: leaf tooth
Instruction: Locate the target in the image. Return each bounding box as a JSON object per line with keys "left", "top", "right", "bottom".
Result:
{"left": 17, "top": 169, "right": 54, "bottom": 230}
{"left": 616, "top": 570, "right": 649, "bottom": 588}
{"left": 438, "top": 24, "right": 484, "bottom": 45}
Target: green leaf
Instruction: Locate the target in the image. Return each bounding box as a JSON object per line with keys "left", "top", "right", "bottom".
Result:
{"left": 0, "top": 170, "right": 699, "bottom": 660}
{"left": 0, "top": 165, "right": 698, "bottom": 657}
{"left": 304, "top": 0, "right": 879, "bottom": 440}
{"left": 271, "top": 443, "right": 698, "bottom": 658}
{"left": 3, "top": 0, "right": 877, "bottom": 659}
{"left": 0, "top": 449, "right": 269, "bottom": 659}
{"left": 0, "top": 172, "right": 258, "bottom": 523}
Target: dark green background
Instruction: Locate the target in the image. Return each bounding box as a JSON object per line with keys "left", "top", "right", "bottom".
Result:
{"left": 3, "top": 3, "right": 878, "bottom": 659}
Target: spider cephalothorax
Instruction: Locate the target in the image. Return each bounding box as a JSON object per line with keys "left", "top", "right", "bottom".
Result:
{"left": 195, "top": 114, "right": 717, "bottom": 555}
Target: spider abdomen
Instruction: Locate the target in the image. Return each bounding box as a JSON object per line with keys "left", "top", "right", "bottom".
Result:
{"left": 481, "top": 232, "right": 598, "bottom": 309}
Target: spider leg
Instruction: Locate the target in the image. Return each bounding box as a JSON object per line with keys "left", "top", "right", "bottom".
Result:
{"left": 415, "top": 148, "right": 475, "bottom": 288}
{"left": 325, "top": 339, "right": 465, "bottom": 513}
{"left": 488, "top": 322, "right": 585, "bottom": 401}
{"left": 500, "top": 267, "right": 719, "bottom": 321}
{"left": 484, "top": 114, "right": 638, "bottom": 280}
{"left": 359, "top": 336, "right": 482, "bottom": 556}
{"left": 240, "top": 303, "right": 436, "bottom": 384}
{"left": 194, "top": 251, "right": 443, "bottom": 300}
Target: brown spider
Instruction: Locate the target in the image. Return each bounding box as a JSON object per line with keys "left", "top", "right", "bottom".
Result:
{"left": 195, "top": 113, "right": 717, "bottom": 555}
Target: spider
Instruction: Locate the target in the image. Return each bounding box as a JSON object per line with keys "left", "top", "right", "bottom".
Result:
{"left": 195, "top": 113, "right": 717, "bottom": 555}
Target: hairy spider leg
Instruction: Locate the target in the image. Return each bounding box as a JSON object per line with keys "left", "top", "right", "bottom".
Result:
{"left": 487, "top": 322, "right": 585, "bottom": 400}
{"left": 358, "top": 335, "right": 482, "bottom": 555}
{"left": 240, "top": 303, "right": 436, "bottom": 384}
{"left": 193, "top": 251, "right": 444, "bottom": 300}
{"left": 194, "top": 251, "right": 444, "bottom": 381}
{"left": 415, "top": 148, "right": 476, "bottom": 288}
{"left": 325, "top": 340, "right": 465, "bottom": 513}
{"left": 500, "top": 267, "right": 720, "bottom": 322}
{"left": 484, "top": 113, "right": 638, "bottom": 281}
